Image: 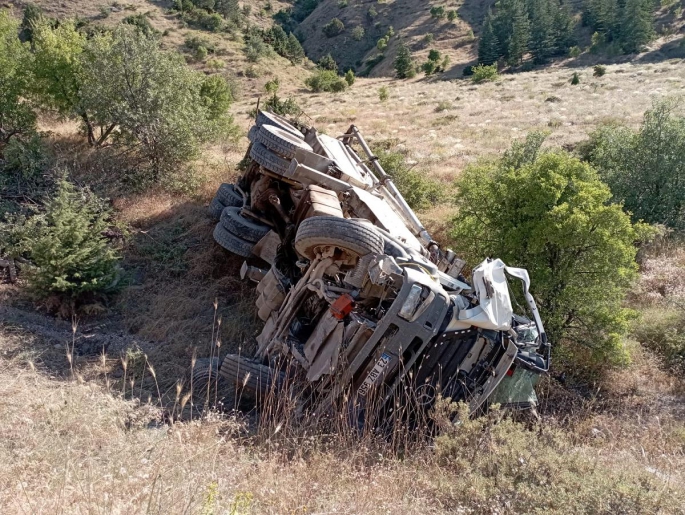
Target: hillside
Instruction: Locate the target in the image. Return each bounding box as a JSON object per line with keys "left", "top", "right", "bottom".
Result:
{"left": 1, "top": 0, "right": 685, "bottom": 513}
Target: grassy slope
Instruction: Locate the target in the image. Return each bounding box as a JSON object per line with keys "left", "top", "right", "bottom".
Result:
{"left": 1, "top": 1, "right": 685, "bottom": 512}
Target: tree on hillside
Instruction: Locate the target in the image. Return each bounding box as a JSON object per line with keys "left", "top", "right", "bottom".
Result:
{"left": 451, "top": 134, "right": 650, "bottom": 368}
{"left": 393, "top": 43, "right": 416, "bottom": 79}
{"left": 551, "top": 2, "right": 576, "bottom": 55}
{"left": 0, "top": 11, "right": 35, "bottom": 145}
{"left": 478, "top": 11, "right": 501, "bottom": 65}
{"left": 528, "top": 0, "right": 554, "bottom": 63}
{"left": 507, "top": 0, "right": 531, "bottom": 65}
{"left": 617, "top": 0, "right": 654, "bottom": 53}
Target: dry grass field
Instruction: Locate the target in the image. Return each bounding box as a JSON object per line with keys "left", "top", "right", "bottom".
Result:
{"left": 2, "top": 0, "right": 685, "bottom": 512}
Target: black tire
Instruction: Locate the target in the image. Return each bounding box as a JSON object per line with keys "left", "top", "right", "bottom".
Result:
{"left": 256, "top": 124, "right": 313, "bottom": 159}
{"left": 294, "top": 216, "right": 384, "bottom": 261}
{"left": 208, "top": 198, "right": 225, "bottom": 220}
{"left": 192, "top": 357, "right": 236, "bottom": 409}
{"left": 220, "top": 207, "right": 271, "bottom": 243}
{"left": 215, "top": 183, "right": 243, "bottom": 207}
{"left": 247, "top": 125, "right": 259, "bottom": 143}
{"left": 250, "top": 141, "right": 292, "bottom": 175}
{"left": 219, "top": 354, "right": 285, "bottom": 398}
{"left": 213, "top": 223, "right": 254, "bottom": 257}
{"left": 256, "top": 111, "right": 303, "bottom": 140}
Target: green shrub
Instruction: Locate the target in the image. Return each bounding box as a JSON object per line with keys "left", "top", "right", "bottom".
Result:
{"left": 434, "top": 100, "right": 453, "bottom": 112}
{"left": 378, "top": 86, "right": 389, "bottom": 101}
{"left": 367, "top": 6, "right": 378, "bottom": 19}
{"left": 570, "top": 71, "right": 580, "bottom": 84}
{"left": 593, "top": 64, "right": 606, "bottom": 76}
{"left": 0, "top": 179, "right": 122, "bottom": 300}
{"left": 581, "top": 98, "right": 685, "bottom": 230}
{"left": 337, "top": 0, "right": 348, "bottom": 6}
{"left": 352, "top": 25, "right": 364, "bottom": 41}
{"left": 430, "top": 6, "right": 446, "bottom": 19}
{"left": 447, "top": 9, "right": 457, "bottom": 21}
{"left": 317, "top": 53, "right": 338, "bottom": 71}
{"left": 569, "top": 45, "right": 581, "bottom": 57}
{"left": 244, "top": 33, "right": 271, "bottom": 62}
{"left": 123, "top": 14, "right": 158, "bottom": 37}
{"left": 373, "top": 142, "right": 444, "bottom": 210}
{"left": 2, "top": 133, "right": 51, "bottom": 180}
{"left": 200, "top": 12, "right": 223, "bottom": 32}
{"left": 323, "top": 18, "right": 344, "bottom": 38}
{"left": 451, "top": 133, "right": 651, "bottom": 372}
{"left": 377, "top": 36, "right": 388, "bottom": 50}
{"left": 194, "top": 45, "right": 208, "bottom": 61}
{"left": 422, "top": 60, "right": 437, "bottom": 75}
{"left": 305, "top": 70, "right": 347, "bottom": 92}
{"left": 344, "top": 69, "right": 355, "bottom": 86}
{"left": 471, "top": 63, "right": 498, "bottom": 83}
{"left": 423, "top": 33, "right": 434, "bottom": 44}
{"left": 393, "top": 44, "right": 415, "bottom": 79}
{"left": 0, "top": 11, "right": 36, "bottom": 145}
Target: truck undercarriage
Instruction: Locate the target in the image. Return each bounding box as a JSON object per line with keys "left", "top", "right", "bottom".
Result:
{"left": 199, "top": 110, "right": 550, "bottom": 425}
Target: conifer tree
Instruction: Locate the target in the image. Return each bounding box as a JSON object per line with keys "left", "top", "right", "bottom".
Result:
{"left": 506, "top": 0, "right": 530, "bottom": 65}
{"left": 528, "top": 0, "right": 553, "bottom": 63}
{"left": 617, "top": 0, "right": 654, "bottom": 53}
{"left": 551, "top": 2, "right": 576, "bottom": 55}
{"left": 393, "top": 43, "right": 415, "bottom": 79}
{"left": 478, "top": 11, "right": 501, "bottom": 65}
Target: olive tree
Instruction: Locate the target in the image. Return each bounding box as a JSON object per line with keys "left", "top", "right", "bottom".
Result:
{"left": 451, "top": 136, "right": 651, "bottom": 371}
{"left": 0, "top": 11, "right": 36, "bottom": 145}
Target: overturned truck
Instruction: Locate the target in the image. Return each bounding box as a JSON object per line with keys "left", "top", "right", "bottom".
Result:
{"left": 201, "top": 110, "right": 550, "bottom": 423}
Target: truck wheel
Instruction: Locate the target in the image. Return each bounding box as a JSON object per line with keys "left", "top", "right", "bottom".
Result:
{"left": 219, "top": 354, "right": 285, "bottom": 399}
{"left": 294, "top": 216, "right": 384, "bottom": 261}
{"left": 192, "top": 357, "right": 236, "bottom": 409}
{"left": 220, "top": 207, "right": 271, "bottom": 243}
{"left": 247, "top": 125, "right": 259, "bottom": 143}
{"left": 213, "top": 224, "right": 254, "bottom": 257}
{"left": 256, "top": 111, "right": 303, "bottom": 140}
{"left": 250, "top": 141, "right": 292, "bottom": 176}
{"left": 208, "top": 198, "right": 225, "bottom": 220}
{"left": 215, "top": 183, "right": 243, "bottom": 207}
{"left": 256, "top": 124, "right": 313, "bottom": 159}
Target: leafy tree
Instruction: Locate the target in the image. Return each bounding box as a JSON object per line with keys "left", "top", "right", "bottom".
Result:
{"left": 478, "top": 12, "right": 500, "bottom": 65}
{"left": 0, "top": 11, "right": 36, "bottom": 146}
{"left": 323, "top": 17, "right": 344, "bottom": 37}
{"left": 393, "top": 43, "right": 416, "bottom": 79}
{"left": 79, "top": 26, "right": 235, "bottom": 179}
{"left": 428, "top": 49, "right": 441, "bottom": 62}
{"left": 1, "top": 178, "right": 122, "bottom": 300}
{"left": 451, "top": 135, "right": 649, "bottom": 369}
{"left": 582, "top": 99, "right": 685, "bottom": 230}
{"left": 305, "top": 70, "right": 347, "bottom": 92}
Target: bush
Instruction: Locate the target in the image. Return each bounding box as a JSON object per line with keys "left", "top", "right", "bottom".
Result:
{"left": 344, "top": 69, "right": 355, "bottom": 86}
{"left": 304, "top": 70, "right": 347, "bottom": 92}
{"left": 245, "top": 33, "right": 271, "bottom": 62}
{"left": 471, "top": 63, "right": 498, "bottom": 83}
{"left": 451, "top": 133, "right": 651, "bottom": 372}
{"left": 393, "top": 44, "right": 415, "bottom": 79}
{"left": 373, "top": 142, "right": 443, "bottom": 210}
{"left": 377, "top": 36, "right": 388, "bottom": 51}
{"left": 593, "top": 64, "right": 606, "bottom": 77}
{"left": 0, "top": 179, "right": 122, "bottom": 300}
{"left": 632, "top": 307, "right": 685, "bottom": 371}
{"left": 317, "top": 53, "right": 338, "bottom": 71}
{"left": 0, "top": 11, "right": 36, "bottom": 145}
{"left": 323, "top": 18, "right": 344, "bottom": 38}
{"left": 422, "top": 60, "right": 437, "bottom": 75}
{"left": 200, "top": 12, "right": 223, "bottom": 32}
{"left": 378, "top": 86, "right": 389, "bottom": 101}
{"left": 581, "top": 98, "right": 685, "bottom": 230}
{"left": 447, "top": 9, "right": 457, "bottom": 21}
{"left": 123, "top": 14, "right": 158, "bottom": 37}
{"left": 430, "top": 6, "right": 446, "bottom": 19}
{"left": 569, "top": 45, "right": 581, "bottom": 57}
{"left": 352, "top": 25, "right": 364, "bottom": 41}
{"left": 571, "top": 71, "right": 580, "bottom": 84}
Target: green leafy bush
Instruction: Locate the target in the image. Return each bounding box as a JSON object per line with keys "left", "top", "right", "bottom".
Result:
{"left": 447, "top": 9, "right": 458, "bottom": 21}
{"left": 304, "top": 70, "right": 347, "bottom": 92}
{"left": 352, "top": 25, "right": 364, "bottom": 41}
{"left": 378, "top": 86, "right": 389, "bottom": 101}
{"left": 393, "top": 44, "right": 415, "bottom": 78}
{"left": 244, "top": 33, "right": 271, "bottom": 62}
{"left": 322, "top": 18, "right": 344, "bottom": 37}
{"left": 581, "top": 98, "right": 685, "bottom": 230}
{"left": 317, "top": 53, "right": 338, "bottom": 71}
{"left": 593, "top": 64, "right": 606, "bottom": 76}
{"left": 451, "top": 133, "right": 651, "bottom": 372}
{"left": 430, "top": 6, "right": 446, "bottom": 19}
{"left": 123, "top": 14, "right": 159, "bottom": 37}
{"left": 0, "top": 11, "right": 36, "bottom": 145}
{"left": 372, "top": 142, "right": 443, "bottom": 210}
{"left": 471, "top": 63, "right": 498, "bottom": 83}
{"left": 0, "top": 179, "right": 122, "bottom": 300}
{"left": 344, "top": 69, "right": 355, "bottom": 86}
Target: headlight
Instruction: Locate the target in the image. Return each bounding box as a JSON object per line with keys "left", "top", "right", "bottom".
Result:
{"left": 399, "top": 284, "right": 424, "bottom": 320}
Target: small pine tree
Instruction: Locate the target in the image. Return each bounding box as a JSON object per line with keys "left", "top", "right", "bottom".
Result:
{"left": 317, "top": 53, "right": 338, "bottom": 71}
{"left": 393, "top": 43, "right": 415, "bottom": 79}
{"left": 528, "top": 0, "right": 554, "bottom": 64}
{"left": 5, "top": 179, "right": 122, "bottom": 299}
{"left": 571, "top": 71, "right": 580, "bottom": 84}
{"left": 285, "top": 33, "right": 305, "bottom": 63}
{"left": 507, "top": 0, "right": 530, "bottom": 65}
{"left": 344, "top": 69, "right": 355, "bottom": 86}
{"left": 478, "top": 12, "right": 501, "bottom": 65}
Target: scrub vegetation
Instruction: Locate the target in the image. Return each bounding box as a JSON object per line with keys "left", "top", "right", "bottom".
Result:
{"left": 1, "top": 1, "right": 685, "bottom": 513}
